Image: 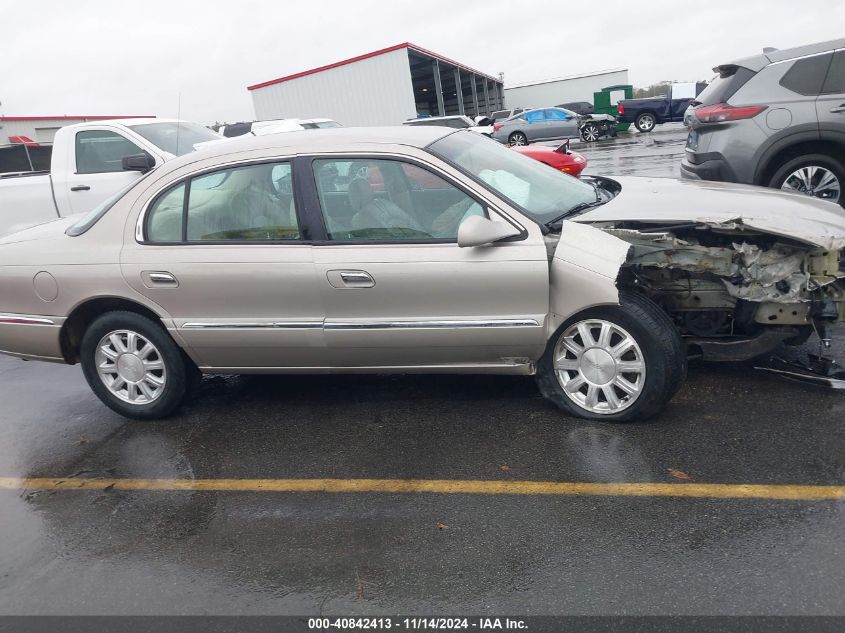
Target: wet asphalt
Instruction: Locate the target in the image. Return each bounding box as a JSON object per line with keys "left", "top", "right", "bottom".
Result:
{"left": 1, "top": 124, "right": 844, "bottom": 617}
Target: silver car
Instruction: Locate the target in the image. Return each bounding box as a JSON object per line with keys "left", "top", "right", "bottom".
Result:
{"left": 682, "top": 38, "right": 845, "bottom": 207}
{"left": 0, "top": 127, "right": 843, "bottom": 422}
{"left": 493, "top": 107, "right": 616, "bottom": 145}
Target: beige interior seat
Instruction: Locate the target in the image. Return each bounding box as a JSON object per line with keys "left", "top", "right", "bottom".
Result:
{"left": 347, "top": 177, "right": 426, "bottom": 235}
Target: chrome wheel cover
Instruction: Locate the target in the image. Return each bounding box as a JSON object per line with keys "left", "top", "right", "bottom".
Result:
{"left": 95, "top": 330, "right": 167, "bottom": 405}
{"left": 781, "top": 165, "right": 841, "bottom": 203}
{"left": 554, "top": 319, "right": 646, "bottom": 415}
{"left": 638, "top": 115, "right": 655, "bottom": 131}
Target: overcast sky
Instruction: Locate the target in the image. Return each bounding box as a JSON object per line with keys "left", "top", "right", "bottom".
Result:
{"left": 1, "top": 0, "right": 842, "bottom": 125}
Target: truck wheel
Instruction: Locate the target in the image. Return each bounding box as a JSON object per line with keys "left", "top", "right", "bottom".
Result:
{"left": 508, "top": 132, "right": 528, "bottom": 146}
{"left": 80, "top": 311, "right": 194, "bottom": 420}
{"left": 635, "top": 113, "right": 656, "bottom": 133}
{"left": 536, "top": 292, "right": 686, "bottom": 423}
{"left": 769, "top": 154, "right": 843, "bottom": 207}
{"left": 580, "top": 123, "right": 601, "bottom": 142}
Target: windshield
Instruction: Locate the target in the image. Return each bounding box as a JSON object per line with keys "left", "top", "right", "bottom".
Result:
{"left": 65, "top": 172, "right": 153, "bottom": 236}
{"left": 128, "top": 122, "right": 220, "bottom": 156}
{"left": 428, "top": 131, "right": 597, "bottom": 224}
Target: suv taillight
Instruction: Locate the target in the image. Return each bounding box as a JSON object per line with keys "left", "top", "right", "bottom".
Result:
{"left": 695, "top": 102, "right": 767, "bottom": 123}
{"left": 493, "top": 123, "right": 503, "bottom": 132}
{"left": 617, "top": 103, "right": 624, "bottom": 115}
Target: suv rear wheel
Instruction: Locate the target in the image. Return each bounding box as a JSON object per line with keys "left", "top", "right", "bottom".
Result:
{"left": 769, "top": 154, "right": 844, "bottom": 207}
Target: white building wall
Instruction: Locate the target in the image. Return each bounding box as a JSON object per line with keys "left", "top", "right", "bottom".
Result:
{"left": 0, "top": 119, "right": 86, "bottom": 144}
{"left": 251, "top": 48, "right": 418, "bottom": 126}
{"left": 504, "top": 70, "right": 629, "bottom": 109}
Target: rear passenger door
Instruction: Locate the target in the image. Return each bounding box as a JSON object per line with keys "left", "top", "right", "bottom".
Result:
{"left": 522, "top": 110, "right": 547, "bottom": 141}
{"left": 121, "top": 159, "right": 324, "bottom": 370}
{"left": 305, "top": 154, "right": 549, "bottom": 368}
{"left": 543, "top": 109, "right": 579, "bottom": 140}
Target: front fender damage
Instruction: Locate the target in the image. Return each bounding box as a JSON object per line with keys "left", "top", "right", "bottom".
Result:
{"left": 546, "top": 221, "right": 631, "bottom": 335}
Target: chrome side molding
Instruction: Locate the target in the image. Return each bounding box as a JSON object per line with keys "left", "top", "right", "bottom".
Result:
{"left": 0, "top": 314, "right": 55, "bottom": 326}
{"left": 181, "top": 318, "right": 540, "bottom": 331}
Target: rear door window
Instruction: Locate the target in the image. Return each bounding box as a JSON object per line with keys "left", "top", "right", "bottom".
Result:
{"left": 524, "top": 110, "right": 545, "bottom": 124}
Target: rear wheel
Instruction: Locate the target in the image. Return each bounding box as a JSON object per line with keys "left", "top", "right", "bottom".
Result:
{"left": 536, "top": 292, "right": 686, "bottom": 422}
{"left": 635, "top": 112, "right": 656, "bottom": 133}
{"left": 769, "top": 154, "right": 843, "bottom": 207}
{"left": 580, "top": 122, "right": 601, "bottom": 142}
{"left": 80, "top": 311, "right": 193, "bottom": 420}
{"left": 508, "top": 131, "right": 528, "bottom": 146}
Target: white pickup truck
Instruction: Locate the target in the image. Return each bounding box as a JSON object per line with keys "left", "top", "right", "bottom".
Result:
{"left": 0, "top": 118, "right": 221, "bottom": 236}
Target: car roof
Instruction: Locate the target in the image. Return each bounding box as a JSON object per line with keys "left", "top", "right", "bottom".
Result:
{"left": 184, "top": 126, "right": 455, "bottom": 163}
{"left": 723, "top": 37, "right": 845, "bottom": 72}
{"left": 404, "top": 115, "right": 467, "bottom": 123}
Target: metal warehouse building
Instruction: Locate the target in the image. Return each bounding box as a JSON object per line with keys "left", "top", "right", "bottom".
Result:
{"left": 504, "top": 68, "right": 630, "bottom": 109}
{"left": 0, "top": 115, "right": 154, "bottom": 144}
{"left": 248, "top": 43, "right": 505, "bottom": 126}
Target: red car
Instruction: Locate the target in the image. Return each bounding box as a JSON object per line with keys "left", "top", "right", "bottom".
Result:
{"left": 511, "top": 140, "right": 588, "bottom": 177}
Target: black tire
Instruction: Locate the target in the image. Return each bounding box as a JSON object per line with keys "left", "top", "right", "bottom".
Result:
{"left": 80, "top": 310, "right": 192, "bottom": 420}
{"left": 768, "top": 153, "right": 845, "bottom": 208}
{"left": 508, "top": 132, "right": 529, "bottom": 146}
{"left": 634, "top": 112, "right": 656, "bottom": 133}
{"left": 580, "top": 123, "right": 600, "bottom": 142}
{"left": 536, "top": 291, "right": 686, "bottom": 423}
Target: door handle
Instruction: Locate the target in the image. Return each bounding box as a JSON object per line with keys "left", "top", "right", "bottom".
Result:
{"left": 830, "top": 104, "right": 845, "bottom": 114}
{"left": 70, "top": 185, "right": 91, "bottom": 192}
{"left": 142, "top": 271, "right": 179, "bottom": 288}
{"left": 326, "top": 270, "right": 375, "bottom": 288}
{"left": 340, "top": 271, "right": 374, "bottom": 285}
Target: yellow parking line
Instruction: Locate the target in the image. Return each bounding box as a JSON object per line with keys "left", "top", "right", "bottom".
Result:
{"left": 1, "top": 477, "right": 844, "bottom": 500}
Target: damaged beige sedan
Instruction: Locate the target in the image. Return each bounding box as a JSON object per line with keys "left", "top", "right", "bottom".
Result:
{"left": 0, "top": 128, "right": 843, "bottom": 422}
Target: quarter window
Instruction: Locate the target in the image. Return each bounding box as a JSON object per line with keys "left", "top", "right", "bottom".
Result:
{"left": 312, "top": 158, "right": 486, "bottom": 241}
{"left": 145, "top": 161, "right": 299, "bottom": 243}
{"left": 75, "top": 130, "right": 145, "bottom": 174}
{"left": 779, "top": 53, "right": 832, "bottom": 96}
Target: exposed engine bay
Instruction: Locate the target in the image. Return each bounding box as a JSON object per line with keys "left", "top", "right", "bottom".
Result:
{"left": 548, "top": 219, "right": 845, "bottom": 364}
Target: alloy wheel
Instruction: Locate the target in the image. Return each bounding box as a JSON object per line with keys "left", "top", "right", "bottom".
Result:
{"left": 582, "top": 124, "right": 600, "bottom": 142}
{"left": 553, "top": 319, "right": 646, "bottom": 415}
{"left": 638, "top": 114, "right": 655, "bottom": 132}
{"left": 95, "top": 329, "right": 167, "bottom": 404}
{"left": 781, "top": 166, "right": 841, "bottom": 203}
{"left": 510, "top": 133, "right": 528, "bottom": 146}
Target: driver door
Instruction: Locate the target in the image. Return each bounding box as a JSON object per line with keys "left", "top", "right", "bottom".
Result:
{"left": 306, "top": 155, "right": 549, "bottom": 369}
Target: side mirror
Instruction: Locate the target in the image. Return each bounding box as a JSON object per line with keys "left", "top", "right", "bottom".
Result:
{"left": 457, "top": 214, "right": 521, "bottom": 247}
{"left": 122, "top": 152, "right": 156, "bottom": 173}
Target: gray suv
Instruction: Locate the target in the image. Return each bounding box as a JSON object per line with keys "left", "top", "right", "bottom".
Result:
{"left": 681, "top": 38, "right": 845, "bottom": 207}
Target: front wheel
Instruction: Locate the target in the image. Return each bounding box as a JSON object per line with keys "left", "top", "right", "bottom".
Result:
{"left": 580, "top": 123, "right": 600, "bottom": 142}
{"left": 508, "top": 131, "right": 528, "bottom": 146}
{"left": 536, "top": 292, "right": 686, "bottom": 422}
{"left": 769, "top": 154, "right": 843, "bottom": 207}
{"left": 80, "top": 311, "right": 194, "bottom": 420}
{"left": 635, "top": 113, "right": 656, "bottom": 133}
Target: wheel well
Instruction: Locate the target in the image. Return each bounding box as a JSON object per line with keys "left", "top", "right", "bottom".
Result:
{"left": 60, "top": 297, "right": 164, "bottom": 364}
{"left": 757, "top": 140, "right": 845, "bottom": 185}
{"left": 637, "top": 111, "right": 656, "bottom": 119}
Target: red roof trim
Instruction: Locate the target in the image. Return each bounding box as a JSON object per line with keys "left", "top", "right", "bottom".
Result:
{"left": 247, "top": 42, "right": 500, "bottom": 91}
{"left": 0, "top": 115, "right": 155, "bottom": 122}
